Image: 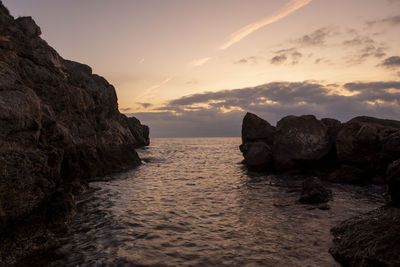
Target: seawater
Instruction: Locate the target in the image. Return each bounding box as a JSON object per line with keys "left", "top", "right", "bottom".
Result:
{"left": 48, "top": 138, "right": 383, "bottom": 266}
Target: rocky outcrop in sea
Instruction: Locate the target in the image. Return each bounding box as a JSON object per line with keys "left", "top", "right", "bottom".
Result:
{"left": 240, "top": 112, "right": 400, "bottom": 266}
{"left": 0, "top": 1, "right": 149, "bottom": 264}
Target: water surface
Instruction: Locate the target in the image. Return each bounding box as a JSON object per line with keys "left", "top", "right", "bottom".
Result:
{"left": 50, "top": 138, "right": 383, "bottom": 266}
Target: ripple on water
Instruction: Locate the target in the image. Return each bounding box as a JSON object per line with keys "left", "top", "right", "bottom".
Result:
{"left": 47, "top": 138, "right": 384, "bottom": 266}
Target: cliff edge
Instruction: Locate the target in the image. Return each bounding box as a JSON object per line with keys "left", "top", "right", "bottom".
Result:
{"left": 0, "top": 1, "right": 148, "bottom": 263}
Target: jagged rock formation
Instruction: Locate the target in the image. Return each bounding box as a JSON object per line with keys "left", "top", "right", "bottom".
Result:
{"left": 0, "top": 1, "right": 149, "bottom": 263}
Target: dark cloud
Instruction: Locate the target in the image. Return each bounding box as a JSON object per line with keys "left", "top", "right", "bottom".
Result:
{"left": 133, "top": 81, "right": 400, "bottom": 137}
{"left": 270, "top": 48, "right": 302, "bottom": 65}
{"left": 270, "top": 55, "right": 287, "bottom": 65}
{"left": 297, "top": 27, "right": 334, "bottom": 46}
{"left": 234, "top": 56, "right": 259, "bottom": 64}
{"left": 120, "top": 107, "right": 133, "bottom": 113}
{"left": 367, "top": 15, "right": 400, "bottom": 26}
{"left": 380, "top": 56, "right": 400, "bottom": 68}
{"left": 137, "top": 102, "right": 153, "bottom": 108}
{"left": 342, "top": 33, "right": 387, "bottom": 64}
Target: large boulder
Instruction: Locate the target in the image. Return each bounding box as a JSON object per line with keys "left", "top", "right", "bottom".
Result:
{"left": 386, "top": 159, "right": 400, "bottom": 207}
{"left": 241, "top": 112, "right": 276, "bottom": 146}
{"left": 272, "top": 115, "right": 332, "bottom": 171}
{"left": 299, "top": 177, "right": 332, "bottom": 204}
{"left": 241, "top": 142, "right": 273, "bottom": 171}
{"left": 330, "top": 206, "right": 400, "bottom": 266}
{"left": 336, "top": 116, "right": 400, "bottom": 172}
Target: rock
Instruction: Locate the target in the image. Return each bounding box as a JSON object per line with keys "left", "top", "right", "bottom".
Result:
{"left": 386, "top": 159, "right": 400, "bottom": 207}
{"left": 336, "top": 116, "right": 400, "bottom": 171}
{"left": 273, "top": 115, "right": 332, "bottom": 172}
{"left": 328, "top": 165, "right": 369, "bottom": 185}
{"left": 321, "top": 118, "right": 342, "bottom": 142}
{"left": 242, "top": 142, "right": 273, "bottom": 171}
{"left": 16, "top": 17, "right": 41, "bottom": 37}
{"left": 0, "top": 2, "right": 149, "bottom": 263}
{"left": 330, "top": 206, "right": 400, "bottom": 267}
{"left": 241, "top": 112, "right": 275, "bottom": 146}
{"left": 383, "top": 130, "right": 400, "bottom": 159}
{"left": 299, "top": 177, "right": 332, "bottom": 204}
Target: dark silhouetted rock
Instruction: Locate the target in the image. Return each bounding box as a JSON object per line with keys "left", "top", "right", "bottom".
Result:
{"left": 321, "top": 118, "right": 342, "bottom": 142}
{"left": 241, "top": 142, "right": 273, "bottom": 171}
{"left": 241, "top": 112, "right": 275, "bottom": 146}
{"left": 299, "top": 177, "right": 332, "bottom": 204}
{"left": 336, "top": 116, "right": 400, "bottom": 172}
{"left": 383, "top": 130, "right": 400, "bottom": 159}
{"left": 328, "top": 165, "right": 369, "bottom": 185}
{"left": 0, "top": 2, "right": 149, "bottom": 264}
{"left": 330, "top": 206, "right": 400, "bottom": 267}
{"left": 386, "top": 159, "right": 400, "bottom": 207}
{"left": 273, "top": 115, "right": 332, "bottom": 171}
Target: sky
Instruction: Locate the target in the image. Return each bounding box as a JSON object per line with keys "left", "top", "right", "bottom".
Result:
{"left": 3, "top": 0, "right": 400, "bottom": 137}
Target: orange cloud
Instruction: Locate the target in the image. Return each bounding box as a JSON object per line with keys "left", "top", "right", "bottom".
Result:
{"left": 218, "top": 0, "right": 312, "bottom": 50}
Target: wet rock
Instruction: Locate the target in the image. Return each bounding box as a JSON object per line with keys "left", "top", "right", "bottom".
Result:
{"left": 330, "top": 206, "right": 400, "bottom": 267}
{"left": 273, "top": 115, "right": 332, "bottom": 172}
{"left": 386, "top": 159, "right": 400, "bottom": 207}
{"left": 299, "top": 177, "right": 332, "bottom": 204}
{"left": 241, "top": 112, "right": 275, "bottom": 146}
{"left": 242, "top": 142, "right": 273, "bottom": 171}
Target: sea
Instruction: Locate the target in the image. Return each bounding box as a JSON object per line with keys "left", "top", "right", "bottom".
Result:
{"left": 45, "top": 138, "right": 383, "bottom": 266}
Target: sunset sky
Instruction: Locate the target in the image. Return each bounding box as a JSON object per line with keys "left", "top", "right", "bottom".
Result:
{"left": 4, "top": 0, "right": 400, "bottom": 137}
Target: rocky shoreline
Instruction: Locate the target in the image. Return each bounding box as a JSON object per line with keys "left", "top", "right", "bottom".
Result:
{"left": 240, "top": 112, "right": 400, "bottom": 265}
{"left": 0, "top": 2, "right": 149, "bottom": 265}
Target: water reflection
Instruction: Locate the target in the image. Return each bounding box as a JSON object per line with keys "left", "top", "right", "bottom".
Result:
{"left": 48, "top": 138, "right": 383, "bottom": 266}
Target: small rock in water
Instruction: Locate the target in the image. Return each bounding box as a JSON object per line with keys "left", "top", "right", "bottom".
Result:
{"left": 299, "top": 177, "right": 332, "bottom": 204}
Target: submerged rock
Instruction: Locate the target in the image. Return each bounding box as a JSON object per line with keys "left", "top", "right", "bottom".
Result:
{"left": 273, "top": 115, "right": 332, "bottom": 172}
{"left": 330, "top": 206, "right": 400, "bottom": 267}
{"left": 299, "top": 177, "right": 332, "bottom": 204}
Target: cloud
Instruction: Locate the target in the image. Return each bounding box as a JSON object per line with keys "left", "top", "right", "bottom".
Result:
{"left": 270, "top": 55, "right": 288, "bottom": 65}
{"left": 191, "top": 57, "right": 212, "bottom": 67}
{"left": 137, "top": 102, "right": 153, "bottom": 109}
{"left": 218, "top": 0, "right": 312, "bottom": 50}
{"left": 234, "top": 56, "right": 259, "bottom": 65}
{"left": 270, "top": 47, "right": 302, "bottom": 65}
{"left": 137, "top": 77, "right": 172, "bottom": 101}
{"left": 132, "top": 81, "right": 400, "bottom": 137}
{"left": 367, "top": 15, "right": 400, "bottom": 26}
{"left": 380, "top": 56, "right": 400, "bottom": 68}
{"left": 342, "top": 33, "right": 387, "bottom": 64}
{"left": 297, "top": 27, "right": 334, "bottom": 46}
{"left": 120, "top": 107, "right": 133, "bottom": 113}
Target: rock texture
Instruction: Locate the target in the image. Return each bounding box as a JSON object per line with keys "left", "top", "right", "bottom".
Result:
{"left": 330, "top": 206, "right": 400, "bottom": 266}
{"left": 240, "top": 113, "right": 400, "bottom": 187}
{"left": 273, "top": 115, "right": 332, "bottom": 172}
{"left": 0, "top": 1, "right": 149, "bottom": 263}
{"left": 299, "top": 177, "right": 332, "bottom": 204}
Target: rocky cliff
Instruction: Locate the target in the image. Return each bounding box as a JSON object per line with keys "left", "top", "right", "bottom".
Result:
{"left": 0, "top": 1, "right": 149, "bottom": 263}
